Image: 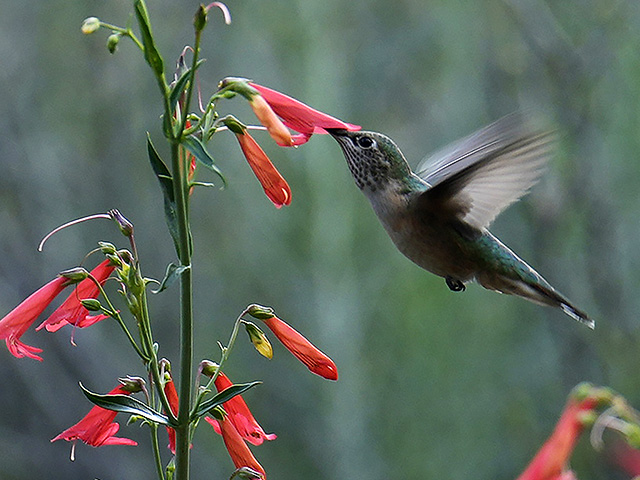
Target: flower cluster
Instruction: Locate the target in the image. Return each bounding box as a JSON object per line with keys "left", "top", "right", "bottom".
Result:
{"left": 0, "top": 259, "right": 115, "bottom": 361}
{"left": 218, "top": 77, "right": 360, "bottom": 208}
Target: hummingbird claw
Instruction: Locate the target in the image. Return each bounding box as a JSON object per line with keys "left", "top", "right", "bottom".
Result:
{"left": 445, "top": 276, "right": 466, "bottom": 292}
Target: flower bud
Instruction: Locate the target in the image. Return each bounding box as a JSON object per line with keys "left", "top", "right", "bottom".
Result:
{"left": 81, "top": 17, "right": 101, "bottom": 34}
{"left": 107, "top": 33, "right": 120, "bottom": 54}
{"left": 59, "top": 267, "right": 89, "bottom": 283}
{"left": 194, "top": 4, "right": 208, "bottom": 32}
{"left": 199, "top": 360, "right": 219, "bottom": 377}
{"left": 247, "top": 304, "right": 275, "bottom": 320}
{"left": 118, "top": 375, "right": 146, "bottom": 393}
{"left": 244, "top": 321, "right": 273, "bottom": 359}
{"left": 109, "top": 209, "right": 134, "bottom": 237}
{"left": 98, "top": 242, "right": 117, "bottom": 255}
{"left": 80, "top": 298, "right": 103, "bottom": 312}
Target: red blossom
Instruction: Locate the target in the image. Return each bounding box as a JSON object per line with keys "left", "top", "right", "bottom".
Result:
{"left": 208, "top": 372, "right": 276, "bottom": 446}
{"left": 164, "top": 377, "right": 180, "bottom": 454}
{"left": 205, "top": 416, "right": 266, "bottom": 479}
{"left": 249, "top": 82, "right": 360, "bottom": 146}
{"left": 51, "top": 385, "right": 137, "bottom": 448}
{"left": 516, "top": 397, "right": 599, "bottom": 480}
{"left": 248, "top": 95, "right": 293, "bottom": 146}
{"left": 0, "top": 276, "right": 68, "bottom": 361}
{"left": 235, "top": 131, "right": 292, "bottom": 208}
{"left": 262, "top": 316, "right": 338, "bottom": 380}
{"left": 37, "top": 259, "right": 115, "bottom": 333}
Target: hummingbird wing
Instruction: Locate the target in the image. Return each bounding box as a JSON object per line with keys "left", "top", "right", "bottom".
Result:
{"left": 415, "top": 113, "right": 554, "bottom": 230}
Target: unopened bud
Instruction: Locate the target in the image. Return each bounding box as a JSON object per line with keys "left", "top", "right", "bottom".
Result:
{"left": 118, "top": 375, "right": 145, "bottom": 393}
{"left": 99, "top": 241, "right": 117, "bottom": 255}
{"left": 107, "top": 33, "right": 120, "bottom": 54}
{"left": 199, "top": 360, "right": 219, "bottom": 377}
{"left": 247, "top": 304, "right": 275, "bottom": 320}
{"left": 81, "top": 17, "right": 101, "bottom": 34}
{"left": 109, "top": 209, "right": 134, "bottom": 237}
{"left": 194, "top": 4, "right": 208, "bottom": 32}
{"left": 59, "top": 267, "right": 89, "bottom": 283}
{"left": 80, "top": 298, "right": 103, "bottom": 312}
{"left": 244, "top": 321, "right": 273, "bottom": 359}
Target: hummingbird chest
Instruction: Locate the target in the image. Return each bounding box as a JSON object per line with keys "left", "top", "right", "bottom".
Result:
{"left": 369, "top": 190, "right": 480, "bottom": 281}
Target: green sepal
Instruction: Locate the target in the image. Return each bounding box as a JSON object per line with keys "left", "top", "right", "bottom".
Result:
{"left": 152, "top": 263, "right": 190, "bottom": 294}
{"left": 79, "top": 382, "right": 170, "bottom": 426}
{"left": 146, "top": 134, "right": 181, "bottom": 257}
{"left": 169, "top": 59, "right": 206, "bottom": 115}
{"left": 191, "top": 381, "right": 261, "bottom": 419}
{"left": 134, "top": 0, "right": 164, "bottom": 77}
{"left": 182, "top": 135, "right": 226, "bottom": 187}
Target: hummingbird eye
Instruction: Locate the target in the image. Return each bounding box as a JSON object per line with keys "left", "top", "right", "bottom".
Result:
{"left": 355, "top": 136, "right": 376, "bottom": 149}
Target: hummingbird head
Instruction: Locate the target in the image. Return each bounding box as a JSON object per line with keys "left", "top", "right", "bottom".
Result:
{"left": 327, "top": 129, "right": 412, "bottom": 192}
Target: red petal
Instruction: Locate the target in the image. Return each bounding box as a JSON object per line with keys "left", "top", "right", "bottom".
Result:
{"left": 250, "top": 83, "right": 360, "bottom": 137}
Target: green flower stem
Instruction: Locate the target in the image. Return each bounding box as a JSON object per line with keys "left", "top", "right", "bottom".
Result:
{"left": 149, "top": 423, "right": 166, "bottom": 480}
{"left": 172, "top": 138, "right": 195, "bottom": 480}
{"left": 192, "top": 307, "right": 250, "bottom": 416}
{"left": 87, "top": 275, "right": 147, "bottom": 360}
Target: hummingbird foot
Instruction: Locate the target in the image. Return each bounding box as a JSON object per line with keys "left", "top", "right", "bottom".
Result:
{"left": 445, "top": 276, "right": 466, "bottom": 292}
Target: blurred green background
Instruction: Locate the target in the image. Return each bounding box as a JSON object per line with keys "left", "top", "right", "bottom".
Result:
{"left": 1, "top": 0, "right": 639, "bottom": 478}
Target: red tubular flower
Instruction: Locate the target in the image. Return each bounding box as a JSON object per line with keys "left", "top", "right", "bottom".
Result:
{"left": 209, "top": 372, "right": 276, "bottom": 446}
{"left": 51, "top": 385, "right": 137, "bottom": 448}
{"left": 261, "top": 316, "right": 338, "bottom": 380}
{"left": 249, "top": 82, "right": 361, "bottom": 146}
{"left": 0, "top": 276, "right": 68, "bottom": 360}
{"left": 164, "top": 377, "right": 180, "bottom": 454}
{"left": 516, "top": 397, "right": 599, "bottom": 480}
{"left": 205, "top": 416, "right": 266, "bottom": 479}
{"left": 235, "top": 131, "right": 292, "bottom": 208}
{"left": 37, "top": 259, "right": 115, "bottom": 333}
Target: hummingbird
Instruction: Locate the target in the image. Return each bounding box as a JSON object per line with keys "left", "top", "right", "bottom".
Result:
{"left": 327, "top": 114, "right": 593, "bottom": 328}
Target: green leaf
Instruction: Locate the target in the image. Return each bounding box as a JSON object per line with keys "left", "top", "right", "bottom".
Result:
{"left": 169, "top": 59, "right": 206, "bottom": 115}
{"left": 134, "top": 0, "right": 164, "bottom": 76}
{"left": 147, "top": 134, "right": 180, "bottom": 257}
{"left": 182, "top": 135, "right": 226, "bottom": 187}
{"left": 79, "top": 382, "right": 170, "bottom": 426}
{"left": 192, "top": 381, "right": 261, "bottom": 419}
{"left": 152, "top": 263, "right": 189, "bottom": 294}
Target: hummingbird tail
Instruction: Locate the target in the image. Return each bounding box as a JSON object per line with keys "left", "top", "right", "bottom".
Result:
{"left": 525, "top": 282, "right": 594, "bottom": 329}
{"left": 477, "top": 272, "right": 594, "bottom": 328}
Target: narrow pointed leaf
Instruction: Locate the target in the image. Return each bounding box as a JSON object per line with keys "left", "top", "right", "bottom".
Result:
{"left": 169, "top": 59, "right": 206, "bottom": 114}
{"left": 192, "top": 381, "right": 261, "bottom": 419}
{"left": 147, "top": 134, "right": 180, "bottom": 256}
{"left": 80, "top": 382, "right": 170, "bottom": 425}
{"left": 152, "top": 263, "right": 189, "bottom": 294}
{"left": 134, "top": 0, "right": 164, "bottom": 76}
{"left": 182, "top": 135, "right": 226, "bottom": 186}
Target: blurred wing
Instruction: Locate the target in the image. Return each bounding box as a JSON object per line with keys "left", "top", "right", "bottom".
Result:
{"left": 416, "top": 113, "right": 554, "bottom": 230}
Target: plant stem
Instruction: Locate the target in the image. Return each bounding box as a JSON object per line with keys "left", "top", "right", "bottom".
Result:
{"left": 172, "top": 139, "right": 194, "bottom": 480}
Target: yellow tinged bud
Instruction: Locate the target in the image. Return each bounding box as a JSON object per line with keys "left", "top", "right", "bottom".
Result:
{"left": 244, "top": 321, "right": 273, "bottom": 359}
{"left": 81, "top": 17, "right": 101, "bottom": 34}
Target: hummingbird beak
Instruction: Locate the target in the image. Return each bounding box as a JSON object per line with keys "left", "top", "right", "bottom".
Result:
{"left": 324, "top": 128, "right": 349, "bottom": 138}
